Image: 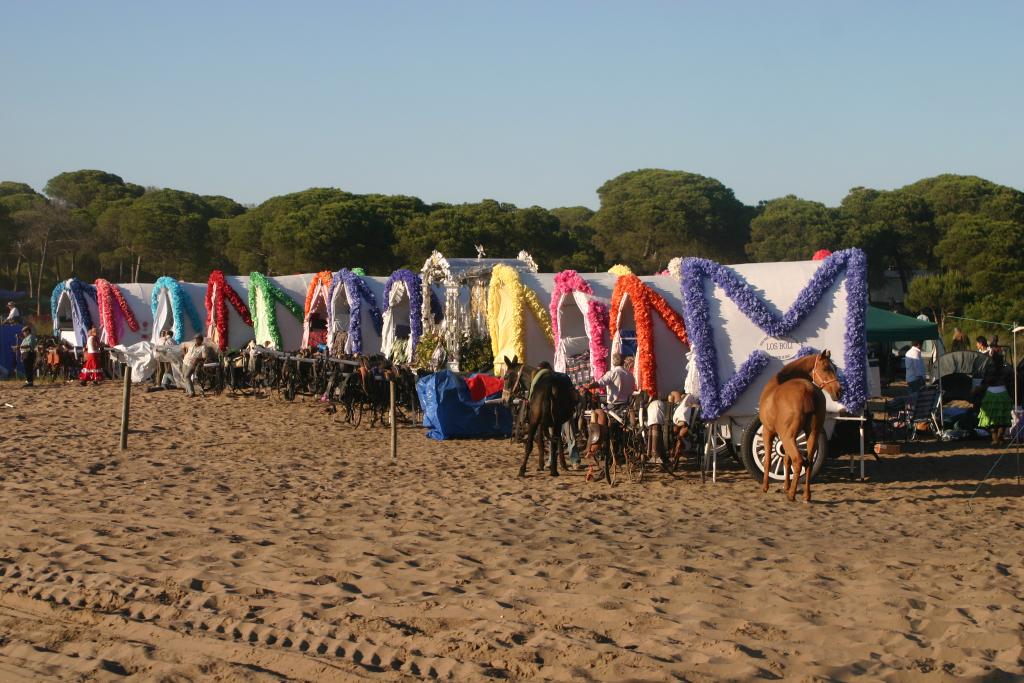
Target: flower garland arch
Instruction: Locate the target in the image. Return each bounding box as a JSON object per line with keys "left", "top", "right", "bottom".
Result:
{"left": 608, "top": 264, "right": 633, "bottom": 276}
{"left": 327, "top": 268, "right": 383, "bottom": 354}
{"left": 95, "top": 279, "right": 140, "bottom": 346}
{"left": 303, "top": 271, "right": 335, "bottom": 317}
{"left": 679, "top": 248, "right": 868, "bottom": 420}
{"left": 50, "top": 278, "right": 97, "bottom": 346}
{"left": 549, "top": 270, "right": 610, "bottom": 381}
{"left": 609, "top": 274, "right": 689, "bottom": 397}
{"left": 205, "top": 270, "right": 253, "bottom": 351}
{"left": 486, "top": 264, "right": 553, "bottom": 371}
{"left": 248, "top": 271, "right": 303, "bottom": 350}
{"left": 383, "top": 269, "right": 424, "bottom": 359}
{"left": 151, "top": 276, "right": 203, "bottom": 344}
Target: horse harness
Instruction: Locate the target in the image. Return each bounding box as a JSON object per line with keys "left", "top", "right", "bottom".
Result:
{"left": 810, "top": 356, "right": 839, "bottom": 393}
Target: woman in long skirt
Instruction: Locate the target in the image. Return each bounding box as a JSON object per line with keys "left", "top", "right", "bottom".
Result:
{"left": 79, "top": 327, "right": 104, "bottom": 386}
{"left": 977, "top": 353, "right": 1012, "bottom": 445}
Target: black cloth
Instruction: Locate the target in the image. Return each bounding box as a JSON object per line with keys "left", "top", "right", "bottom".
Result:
{"left": 22, "top": 350, "right": 36, "bottom": 385}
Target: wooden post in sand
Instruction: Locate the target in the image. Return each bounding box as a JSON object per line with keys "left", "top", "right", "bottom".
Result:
{"left": 389, "top": 378, "right": 397, "bottom": 462}
{"left": 119, "top": 364, "right": 132, "bottom": 450}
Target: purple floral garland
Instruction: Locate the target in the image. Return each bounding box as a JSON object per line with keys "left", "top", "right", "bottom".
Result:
{"left": 56, "top": 278, "right": 97, "bottom": 346}
{"left": 384, "top": 269, "right": 424, "bottom": 357}
{"left": 328, "top": 269, "right": 384, "bottom": 354}
{"left": 680, "top": 249, "right": 868, "bottom": 420}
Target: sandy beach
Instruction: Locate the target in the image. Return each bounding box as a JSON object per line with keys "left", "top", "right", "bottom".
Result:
{"left": 0, "top": 381, "right": 1021, "bottom": 681}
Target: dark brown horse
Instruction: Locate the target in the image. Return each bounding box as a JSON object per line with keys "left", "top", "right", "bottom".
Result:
{"left": 502, "top": 356, "right": 577, "bottom": 477}
{"left": 759, "top": 350, "right": 842, "bottom": 502}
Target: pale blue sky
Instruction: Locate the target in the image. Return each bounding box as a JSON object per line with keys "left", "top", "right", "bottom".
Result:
{"left": 2, "top": 1, "right": 1021, "bottom": 209}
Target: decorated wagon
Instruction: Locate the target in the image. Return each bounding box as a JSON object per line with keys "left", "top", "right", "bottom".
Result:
{"left": 325, "top": 268, "right": 386, "bottom": 355}
{"left": 678, "top": 249, "right": 869, "bottom": 482}
{"left": 419, "top": 250, "right": 538, "bottom": 371}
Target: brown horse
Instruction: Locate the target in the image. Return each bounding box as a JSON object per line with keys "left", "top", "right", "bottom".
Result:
{"left": 759, "top": 350, "right": 842, "bottom": 502}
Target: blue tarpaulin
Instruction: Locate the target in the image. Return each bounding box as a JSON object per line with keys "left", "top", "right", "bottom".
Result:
{"left": 416, "top": 370, "right": 512, "bottom": 440}
{"left": 0, "top": 324, "right": 22, "bottom": 376}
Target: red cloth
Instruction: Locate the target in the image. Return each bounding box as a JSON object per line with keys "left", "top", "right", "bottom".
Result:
{"left": 79, "top": 352, "right": 103, "bottom": 382}
{"left": 466, "top": 374, "right": 504, "bottom": 402}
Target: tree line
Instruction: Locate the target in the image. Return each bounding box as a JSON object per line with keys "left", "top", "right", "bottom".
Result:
{"left": 2, "top": 168, "right": 1022, "bottom": 331}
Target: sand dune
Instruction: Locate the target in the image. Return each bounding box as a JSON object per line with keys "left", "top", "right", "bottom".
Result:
{"left": 0, "top": 382, "right": 1021, "bottom": 681}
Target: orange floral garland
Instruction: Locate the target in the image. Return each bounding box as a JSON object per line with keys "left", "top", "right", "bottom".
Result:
{"left": 303, "top": 271, "right": 335, "bottom": 316}
{"left": 609, "top": 274, "right": 689, "bottom": 396}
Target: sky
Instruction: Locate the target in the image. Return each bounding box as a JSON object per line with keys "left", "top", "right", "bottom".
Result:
{"left": 1, "top": 1, "right": 1022, "bottom": 209}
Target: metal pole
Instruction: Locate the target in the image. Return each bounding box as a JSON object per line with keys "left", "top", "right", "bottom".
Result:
{"left": 859, "top": 417, "right": 866, "bottom": 480}
{"left": 1013, "top": 324, "right": 1018, "bottom": 410}
{"left": 119, "top": 364, "right": 132, "bottom": 450}
{"left": 389, "top": 378, "right": 397, "bottom": 462}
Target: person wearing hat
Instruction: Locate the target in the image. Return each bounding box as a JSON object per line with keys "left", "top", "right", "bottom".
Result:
{"left": 19, "top": 325, "right": 37, "bottom": 386}
{"left": 5, "top": 302, "right": 22, "bottom": 324}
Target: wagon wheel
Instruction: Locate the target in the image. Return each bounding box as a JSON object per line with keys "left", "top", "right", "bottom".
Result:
{"left": 283, "top": 374, "right": 297, "bottom": 401}
{"left": 740, "top": 416, "right": 827, "bottom": 483}
{"left": 624, "top": 431, "right": 646, "bottom": 484}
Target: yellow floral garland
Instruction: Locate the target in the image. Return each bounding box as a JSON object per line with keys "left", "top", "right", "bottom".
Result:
{"left": 608, "top": 264, "right": 633, "bottom": 276}
{"left": 487, "top": 265, "right": 553, "bottom": 368}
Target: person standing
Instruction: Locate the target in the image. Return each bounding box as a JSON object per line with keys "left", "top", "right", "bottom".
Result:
{"left": 154, "top": 329, "right": 173, "bottom": 386}
{"left": 181, "top": 334, "right": 208, "bottom": 397}
{"left": 19, "top": 325, "right": 37, "bottom": 387}
{"left": 976, "top": 336, "right": 992, "bottom": 356}
{"left": 904, "top": 340, "right": 926, "bottom": 400}
{"left": 950, "top": 328, "right": 968, "bottom": 352}
{"left": 79, "top": 327, "right": 104, "bottom": 385}
{"left": 990, "top": 334, "right": 1002, "bottom": 356}
{"left": 978, "top": 353, "right": 1012, "bottom": 446}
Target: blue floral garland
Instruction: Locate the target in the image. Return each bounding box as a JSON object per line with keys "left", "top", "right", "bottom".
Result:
{"left": 50, "top": 281, "right": 66, "bottom": 336}
{"left": 151, "top": 276, "right": 203, "bottom": 343}
{"left": 680, "top": 249, "right": 868, "bottom": 419}
{"left": 327, "top": 268, "right": 384, "bottom": 354}
{"left": 384, "top": 269, "right": 424, "bottom": 357}
{"left": 50, "top": 278, "right": 97, "bottom": 346}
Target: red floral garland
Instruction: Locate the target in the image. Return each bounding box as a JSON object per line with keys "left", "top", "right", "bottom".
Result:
{"left": 206, "top": 270, "right": 254, "bottom": 351}
{"left": 304, "top": 271, "right": 334, "bottom": 316}
{"left": 609, "top": 274, "right": 689, "bottom": 396}
{"left": 94, "top": 279, "right": 139, "bottom": 346}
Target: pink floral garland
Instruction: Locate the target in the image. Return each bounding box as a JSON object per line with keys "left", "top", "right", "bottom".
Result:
{"left": 94, "top": 279, "right": 139, "bottom": 346}
{"left": 550, "top": 270, "right": 610, "bottom": 380}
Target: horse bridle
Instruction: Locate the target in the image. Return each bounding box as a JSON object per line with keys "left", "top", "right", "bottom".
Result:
{"left": 811, "top": 356, "right": 840, "bottom": 392}
{"left": 504, "top": 364, "right": 528, "bottom": 404}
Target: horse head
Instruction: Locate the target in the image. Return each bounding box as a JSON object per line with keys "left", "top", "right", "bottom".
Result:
{"left": 811, "top": 350, "right": 843, "bottom": 402}
{"left": 501, "top": 355, "right": 526, "bottom": 406}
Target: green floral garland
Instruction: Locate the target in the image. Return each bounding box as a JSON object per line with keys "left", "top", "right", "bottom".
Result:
{"left": 248, "top": 271, "right": 303, "bottom": 349}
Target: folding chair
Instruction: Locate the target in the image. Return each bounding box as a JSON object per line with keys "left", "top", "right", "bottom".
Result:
{"left": 904, "top": 384, "right": 942, "bottom": 441}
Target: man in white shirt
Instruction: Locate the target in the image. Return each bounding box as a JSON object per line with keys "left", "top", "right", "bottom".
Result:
{"left": 593, "top": 353, "right": 636, "bottom": 407}
{"left": 181, "top": 334, "right": 209, "bottom": 397}
{"left": 904, "top": 340, "right": 926, "bottom": 399}
{"left": 5, "top": 302, "right": 21, "bottom": 324}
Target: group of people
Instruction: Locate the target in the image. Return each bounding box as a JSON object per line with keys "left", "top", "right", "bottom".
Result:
{"left": 584, "top": 350, "right": 703, "bottom": 469}
{"left": 13, "top": 324, "right": 107, "bottom": 388}
{"left": 907, "top": 332, "right": 1015, "bottom": 446}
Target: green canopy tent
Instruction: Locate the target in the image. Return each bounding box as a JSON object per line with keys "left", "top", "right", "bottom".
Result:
{"left": 866, "top": 306, "right": 939, "bottom": 343}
